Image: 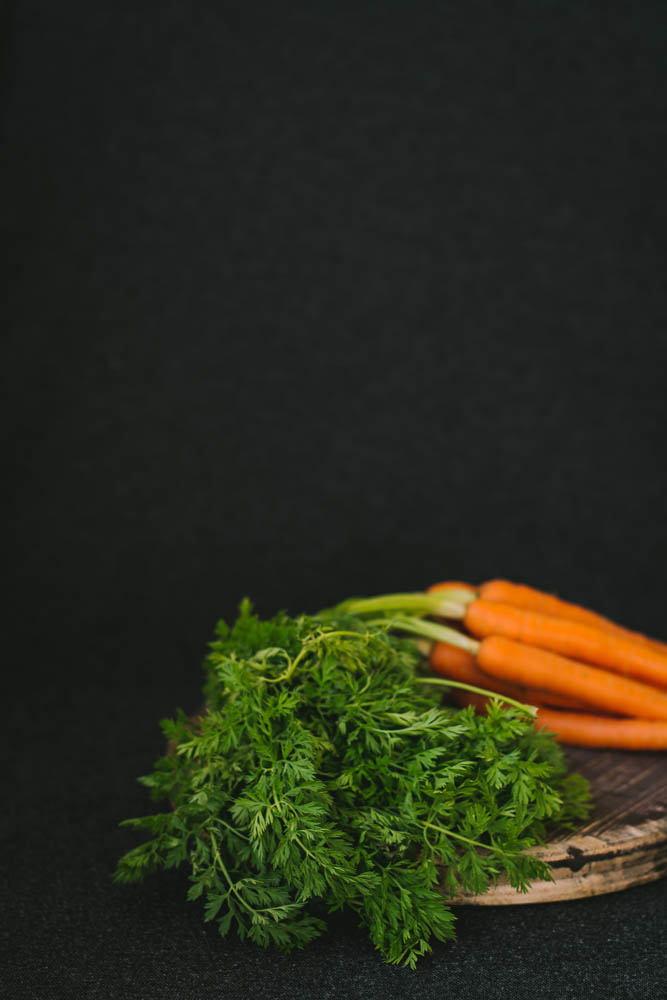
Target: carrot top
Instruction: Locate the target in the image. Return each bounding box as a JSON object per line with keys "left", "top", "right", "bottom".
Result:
{"left": 116, "top": 592, "right": 591, "bottom": 969}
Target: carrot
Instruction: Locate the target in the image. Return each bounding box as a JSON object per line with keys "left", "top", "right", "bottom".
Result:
{"left": 478, "top": 579, "right": 667, "bottom": 654}
{"left": 428, "top": 581, "right": 477, "bottom": 595}
{"left": 430, "top": 642, "right": 591, "bottom": 711}
{"left": 450, "top": 689, "right": 667, "bottom": 749}
{"left": 476, "top": 635, "right": 667, "bottom": 721}
{"left": 463, "top": 599, "right": 667, "bottom": 690}
{"left": 431, "top": 643, "right": 532, "bottom": 702}
{"left": 426, "top": 580, "right": 477, "bottom": 609}
{"left": 535, "top": 707, "right": 667, "bottom": 749}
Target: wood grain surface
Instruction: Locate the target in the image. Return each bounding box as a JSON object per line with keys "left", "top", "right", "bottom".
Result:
{"left": 446, "top": 747, "right": 667, "bottom": 905}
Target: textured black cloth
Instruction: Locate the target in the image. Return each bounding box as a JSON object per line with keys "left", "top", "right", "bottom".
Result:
{"left": 3, "top": 2, "right": 667, "bottom": 997}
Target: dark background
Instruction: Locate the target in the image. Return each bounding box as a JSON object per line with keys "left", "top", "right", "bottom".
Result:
{"left": 3, "top": 2, "right": 666, "bottom": 997}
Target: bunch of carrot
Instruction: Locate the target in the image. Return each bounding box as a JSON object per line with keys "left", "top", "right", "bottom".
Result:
{"left": 426, "top": 579, "right": 667, "bottom": 750}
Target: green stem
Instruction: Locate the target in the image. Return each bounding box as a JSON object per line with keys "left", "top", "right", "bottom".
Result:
{"left": 217, "top": 818, "right": 250, "bottom": 842}
{"left": 368, "top": 614, "right": 479, "bottom": 653}
{"left": 334, "top": 592, "right": 468, "bottom": 620}
{"left": 260, "top": 629, "right": 370, "bottom": 684}
{"left": 208, "top": 830, "right": 256, "bottom": 915}
{"left": 422, "top": 820, "right": 503, "bottom": 854}
{"left": 417, "top": 677, "right": 536, "bottom": 715}
{"left": 293, "top": 834, "right": 318, "bottom": 864}
{"left": 209, "top": 830, "right": 292, "bottom": 918}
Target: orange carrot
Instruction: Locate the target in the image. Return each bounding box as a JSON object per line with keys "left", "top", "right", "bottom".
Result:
{"left": 430, "top": 642, "right": 591, "bottom": 711}
{"left": 450, "top": 689, "right": 667, "bottom": 749}
{"left": 426, "top": 581, "right": 477, "bottom": 610}
{"left": 475, "top": 635, "right": 667, "bottom": 721}
{"left": 535, "top": 707, "right": 667, "bottom": 750}
{"left": 431, "top": 643, "right": 532, "bottom": 701}
{"left": 463, "top": 599, "right": 667, "bottom": 690}
{"left": 428, "top": 581, "right": 477, "bottom": 595}
{"left": 478, "top": 579, "right": 667, "bottom": 654}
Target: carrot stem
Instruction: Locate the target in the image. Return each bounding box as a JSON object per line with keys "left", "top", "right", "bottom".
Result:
{"left": 366, "top": 614, "right": 480, "bottom": 654}
{"left": 417, "top": 676, "right": 536, "bottom": 714}
{"left": 336, "top": 591, "right": 469, "bottom": 619}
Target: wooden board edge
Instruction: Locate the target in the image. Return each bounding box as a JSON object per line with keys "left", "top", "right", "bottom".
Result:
{"left": 441, "top": 820, "right": 667, "bottom": 905}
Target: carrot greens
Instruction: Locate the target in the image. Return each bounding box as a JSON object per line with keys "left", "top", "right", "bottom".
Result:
{"left": 115, "top": 597, "right": 590, "bottom": 968}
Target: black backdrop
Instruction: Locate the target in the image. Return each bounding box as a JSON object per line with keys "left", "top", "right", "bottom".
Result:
{"left": 4, "top": 3, "right": 667, "bottom": 998}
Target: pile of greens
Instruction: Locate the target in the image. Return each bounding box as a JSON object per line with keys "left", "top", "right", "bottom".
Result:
{"left": 115, "top": 595, "right": 590, "bottom": 967}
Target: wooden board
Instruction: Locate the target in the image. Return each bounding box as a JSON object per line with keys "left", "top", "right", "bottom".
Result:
{"left": 445, "top": 747, "right": 667, "bottom": 905}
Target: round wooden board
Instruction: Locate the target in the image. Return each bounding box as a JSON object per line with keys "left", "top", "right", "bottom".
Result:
{"left": 444, "top": 747, "right": 667, "bottom": 905}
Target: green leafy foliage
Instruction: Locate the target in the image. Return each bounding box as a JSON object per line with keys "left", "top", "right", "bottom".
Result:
{"left": 115, "top": 600, "right": 590, "bottom": 968}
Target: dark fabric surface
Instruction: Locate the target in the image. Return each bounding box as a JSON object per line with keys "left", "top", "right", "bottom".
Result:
{"left": 3, "top": 2, "right": 667, "bottom": 997}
